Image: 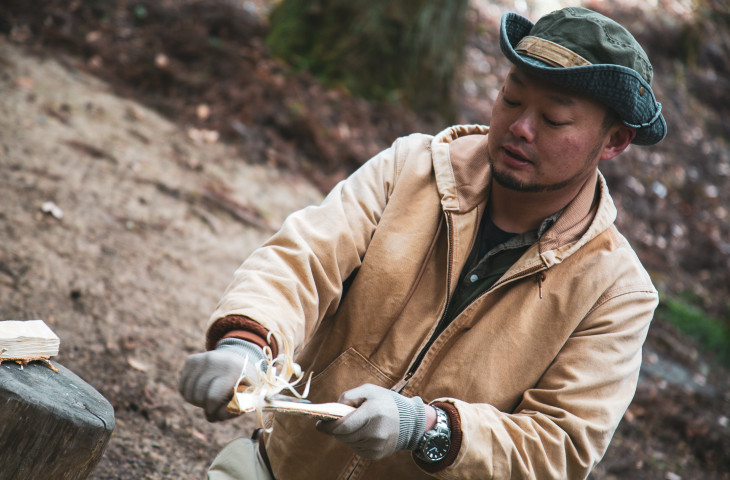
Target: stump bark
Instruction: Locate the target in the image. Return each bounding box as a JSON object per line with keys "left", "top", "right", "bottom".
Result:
{"left": 0, "top": 361, "right": 115, "bottom": 480}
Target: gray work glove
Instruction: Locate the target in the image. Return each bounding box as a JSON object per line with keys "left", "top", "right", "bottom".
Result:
{"left": 316, "top": 383, "right": 426, "bottom": 461}
{"left": 178, "top": 338, "right": 266, "bottom": 422}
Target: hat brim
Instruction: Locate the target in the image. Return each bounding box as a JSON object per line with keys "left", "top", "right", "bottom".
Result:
{"left": 500, "top": 12, "right": 666, "bottom": 145}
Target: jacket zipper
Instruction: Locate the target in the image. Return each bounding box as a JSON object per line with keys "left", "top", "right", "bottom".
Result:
{"left": 394, "top": 212, "right": 455, "bottom": 392}
{"left": 395, "top": 246, "right": 547, "bottom": 393}
{"left": 492, "top": 265, "right": 545, "bottom": 292}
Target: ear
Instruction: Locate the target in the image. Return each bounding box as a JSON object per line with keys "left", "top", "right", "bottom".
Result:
{"left": 600, "top": 125, "right": 636, "bottom": 161}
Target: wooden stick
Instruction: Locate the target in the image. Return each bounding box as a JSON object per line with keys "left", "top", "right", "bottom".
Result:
{"left": 228, "top": 392, "right": 355, "bottom": 421}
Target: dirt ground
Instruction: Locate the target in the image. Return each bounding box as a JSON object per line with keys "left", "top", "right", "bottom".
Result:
{"left": 1, "top": 1, "right": 729, "bottom": 479}
{"left": 0, "top": 39, "right": 325, "bottom": 478}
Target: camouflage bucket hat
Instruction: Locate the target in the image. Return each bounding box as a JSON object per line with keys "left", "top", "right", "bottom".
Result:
{"left": 499, "top": 7, "right": 666, "bottom": 145}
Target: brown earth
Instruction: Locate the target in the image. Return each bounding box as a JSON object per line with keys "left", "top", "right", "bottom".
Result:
{"left": 0, "top": 1, "right": 728, "bottom": 479}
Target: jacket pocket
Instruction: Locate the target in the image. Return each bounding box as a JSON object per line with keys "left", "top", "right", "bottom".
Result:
{"left": 306, "top": 347, "right": 396, "bottom": 404}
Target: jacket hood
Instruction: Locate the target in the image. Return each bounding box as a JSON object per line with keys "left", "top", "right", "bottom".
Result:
{"left": 431, "top": 125, "right": 491, "bottom": 213}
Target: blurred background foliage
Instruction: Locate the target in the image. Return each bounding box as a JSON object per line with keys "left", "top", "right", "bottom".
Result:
{"left": 267, "top": 0, "right": 470, "bottom": 119}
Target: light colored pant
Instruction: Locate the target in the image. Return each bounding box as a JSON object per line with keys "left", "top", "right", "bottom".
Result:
{"left": 208, "top": 437, "right": 273, "bottom": 480}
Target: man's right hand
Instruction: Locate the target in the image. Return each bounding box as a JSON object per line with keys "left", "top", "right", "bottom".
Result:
{"left": 178, "top": 339, "right": 266, "bottom": 422}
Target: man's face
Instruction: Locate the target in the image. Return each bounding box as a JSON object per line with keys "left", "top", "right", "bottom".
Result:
{"left": 487, "top": 67, "right": 614, "bottom": 194}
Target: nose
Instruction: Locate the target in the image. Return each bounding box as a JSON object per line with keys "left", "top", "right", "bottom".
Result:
{"left": 509, "top": 111, "right": 537, "bottom": 143}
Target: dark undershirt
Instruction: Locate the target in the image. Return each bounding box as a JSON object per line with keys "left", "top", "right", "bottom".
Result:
{"left": 438, "top": 210, "right": 521, "bottom": 334}
{"left": 479, "top": 211, "right": 519, "bottom": 258}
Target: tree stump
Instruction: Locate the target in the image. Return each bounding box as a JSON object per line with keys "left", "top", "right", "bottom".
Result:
{"left": 0, "top": 361, "right": 115, "bottom": 480}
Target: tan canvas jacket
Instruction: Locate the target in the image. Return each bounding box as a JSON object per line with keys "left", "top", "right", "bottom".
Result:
{"left": 207, "top": 125, "right": 658, "bottom": 480}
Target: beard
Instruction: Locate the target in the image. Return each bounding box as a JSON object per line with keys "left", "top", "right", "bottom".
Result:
{"left": 487, "top": 140, "right": 604, "bottom": 193}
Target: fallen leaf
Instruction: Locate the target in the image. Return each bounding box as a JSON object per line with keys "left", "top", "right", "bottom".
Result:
{"left": 85, "top": 30, "right": 102, "bottom": 43}
{"left": 196, "top": 104, "right": 211, "bottom": 120}
{"left": 127, "top": 356, "right": 149, "bottom": 372}
{"left": 187, "top": 128, "right": 219, "bottom": 145}
{"left": 41, "top": 201, "right": 64, "bottom": 220}
{"left": 155, "top": 53, "right": 169, "bottom": 68}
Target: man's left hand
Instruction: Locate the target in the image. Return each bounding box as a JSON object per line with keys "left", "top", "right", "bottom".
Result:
{"left": 316, "top": 384, "right": 427, "bottom": 461}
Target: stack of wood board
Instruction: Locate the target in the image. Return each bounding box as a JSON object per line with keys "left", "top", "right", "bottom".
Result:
{"left": 0, "top": 320, "right": 60, "bottom": 365}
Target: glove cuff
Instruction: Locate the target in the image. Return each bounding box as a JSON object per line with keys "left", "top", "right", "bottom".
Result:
{"left": 216, "top": 338, "right": 267, "bottom": 371}
{"left": 390, "top": 392, "right": 426, "bottom": 451}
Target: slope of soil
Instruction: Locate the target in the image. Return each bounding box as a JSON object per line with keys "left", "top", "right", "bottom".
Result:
{"left": 0, "top": 40, "right": 323, "bottom": 478}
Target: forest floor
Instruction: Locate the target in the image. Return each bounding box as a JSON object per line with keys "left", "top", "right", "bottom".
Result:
{"left": 0, "top": 0, "right": 728, "bottom": 479}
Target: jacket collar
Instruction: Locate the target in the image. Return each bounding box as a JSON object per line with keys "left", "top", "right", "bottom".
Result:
{"left": 430, "top": 125, "right": 618, "bottom": 267}
{"left": 538, "top": 171, "right": 617, "bottom": 267}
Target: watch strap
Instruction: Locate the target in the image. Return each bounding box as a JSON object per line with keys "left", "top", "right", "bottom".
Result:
{"left": 414, "top": 406, "right": 451, "bottom": 462}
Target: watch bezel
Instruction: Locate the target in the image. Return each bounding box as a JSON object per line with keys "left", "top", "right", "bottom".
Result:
{"left": 422, "top": 431, "right": 451, "bottom": 461}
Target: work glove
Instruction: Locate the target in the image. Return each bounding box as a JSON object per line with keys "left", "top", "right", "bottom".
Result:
{"left": 316, "top": 383, "right": 426, "bottom": 461}
{"left": 179, "top": 338, "right": 266, "bottom": 422}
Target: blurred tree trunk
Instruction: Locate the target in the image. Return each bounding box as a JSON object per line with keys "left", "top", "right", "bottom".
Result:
{"left": 266, "top": 0, "right": 469, "bottom": 118}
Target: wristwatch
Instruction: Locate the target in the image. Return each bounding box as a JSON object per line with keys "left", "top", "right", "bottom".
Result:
{"left": 415, "top": 406, "right": 451, "bottom": 463}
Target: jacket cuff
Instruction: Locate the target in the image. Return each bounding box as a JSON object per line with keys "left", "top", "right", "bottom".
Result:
{"left": 413, "top": 401, "right": 462, "bottom": 473}
{"left": 206, "top": 314, "right": 279, "bottom": 357}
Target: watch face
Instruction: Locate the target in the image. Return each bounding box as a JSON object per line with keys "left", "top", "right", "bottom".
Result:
{"left": 424, "top": 433, "right": 451, "bottom": 461}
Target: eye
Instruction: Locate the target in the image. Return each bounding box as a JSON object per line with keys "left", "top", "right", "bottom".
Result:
{"left": 502, "top": 95, "right": 520, "bottom": 107}
{"left": 543, "top": 115, "right": 569, "bottom": 127}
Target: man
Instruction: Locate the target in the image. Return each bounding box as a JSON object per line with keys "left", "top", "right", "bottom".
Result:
{"left": 180, "top": 6, "right": 666, "bottom": 479}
